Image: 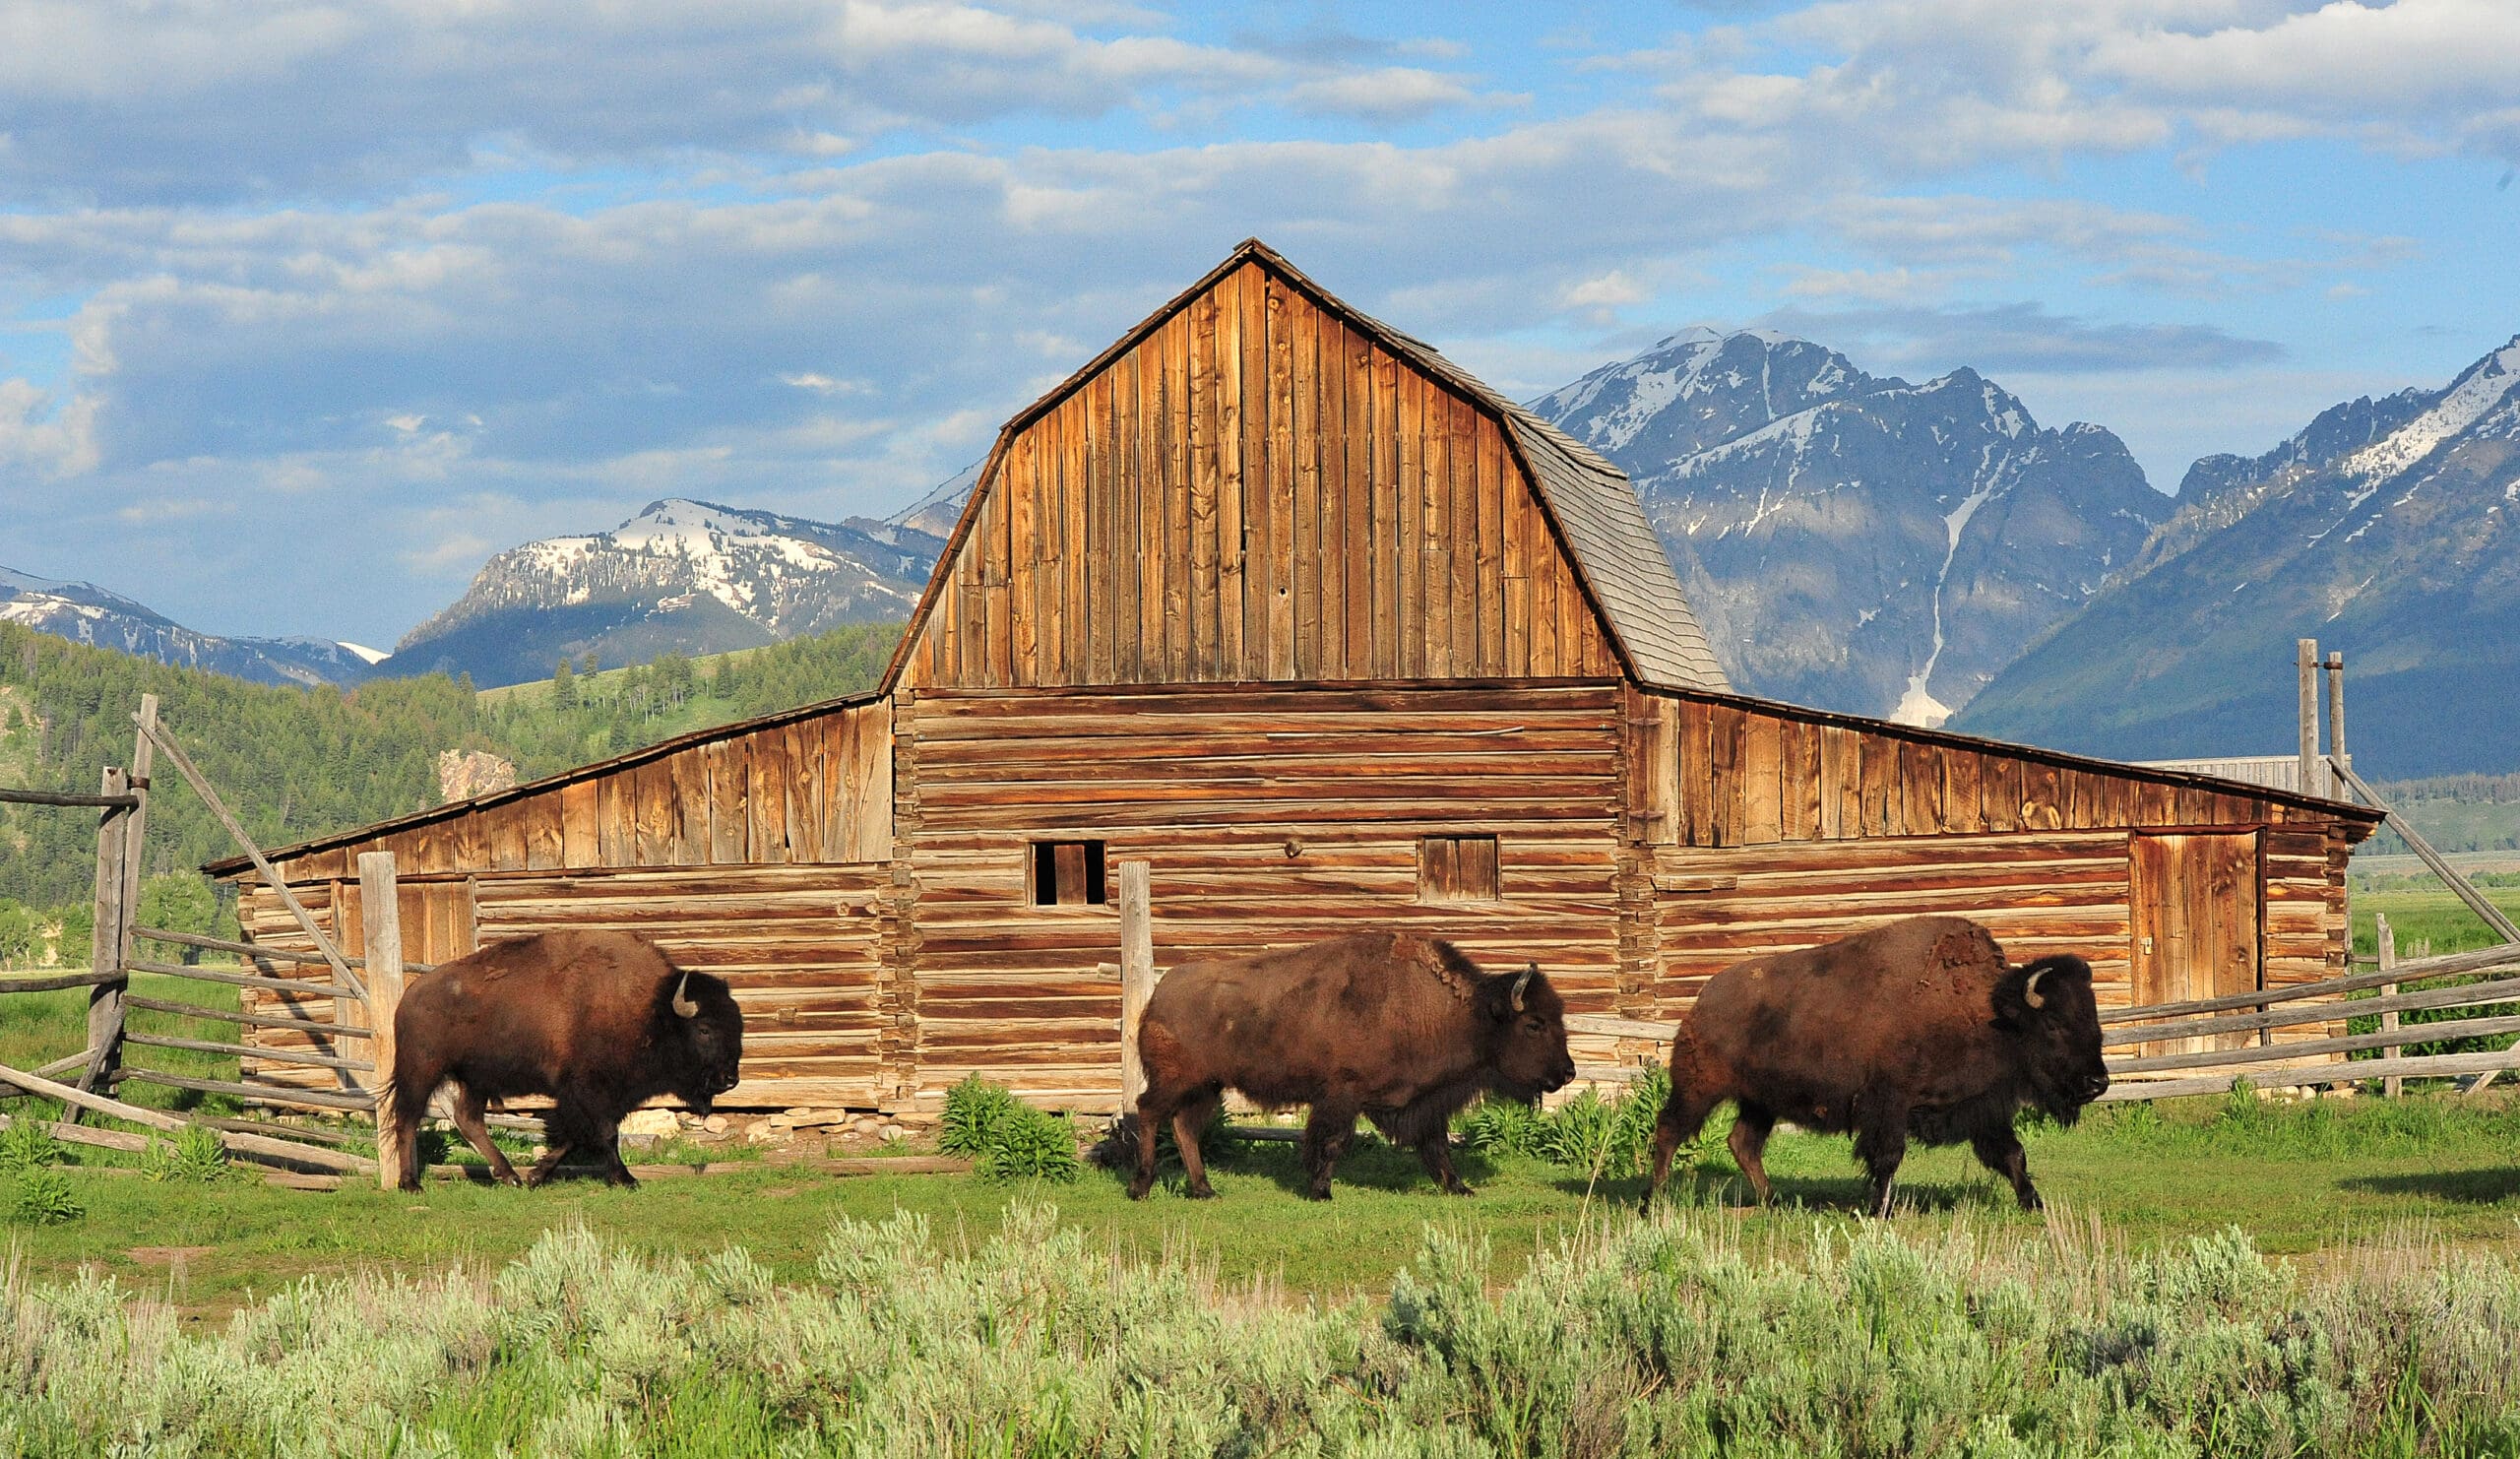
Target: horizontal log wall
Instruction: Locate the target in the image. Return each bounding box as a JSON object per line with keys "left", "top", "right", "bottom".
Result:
{"left": 906, "top": 261, "right": 1618, "bottom": 692}
{"left": 254, "top": 701, "right": 894, "bottom": 886}
{"left": 240, "top": 864, "right": 895, "bottom": 1110}
{"left": 1636, "top": 694, "right": 2359, "bottom": 1044}
{"left": 897, "top": 682, "right": 1630, "bottom": 1109}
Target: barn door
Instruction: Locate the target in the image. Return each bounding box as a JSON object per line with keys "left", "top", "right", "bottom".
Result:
{"left": 2130, "top": 831, "right": 2262, "bottom": 1054}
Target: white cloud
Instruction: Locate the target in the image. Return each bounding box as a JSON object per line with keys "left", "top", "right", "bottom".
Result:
{"left": 0, "top": 377, "right": 97, "bottom": 476}
{"left": 1283, "top": 67, "right": 1503, "bottom": 121}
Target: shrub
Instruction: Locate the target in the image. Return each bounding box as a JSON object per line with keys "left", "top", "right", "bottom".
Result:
{"left": 8, "top": 1167, "right": 82, "bottom": 1225}
{"left": 141, "top": 1124, "right": 238, "bottom": 1183}
{"left": 939, "top": 1075, "right": 1081, "bottom": 1182}
{"left": 1457, "top": 1067, "right": 1679, "bottom": 1178}
{"left": 0, "top": 1111, "right": 69, "bottom": 1176}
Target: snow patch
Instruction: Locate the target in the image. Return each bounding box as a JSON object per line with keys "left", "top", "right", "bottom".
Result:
{"left": 2341, "top": 342, "right": 2520, "bottom": 481}
{"left": 336, "top": 642, "right": 389, "bottom": 665}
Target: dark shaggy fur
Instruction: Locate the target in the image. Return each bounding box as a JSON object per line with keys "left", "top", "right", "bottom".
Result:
{"left": 385, "top": 930, "right": 743, "bottom": 1192}
{"left": 1644, "top": 916, "right": 2109, "bottom": 1217}
{"left": 1129, "top": 931, "right": 1577, "bottom": 1201}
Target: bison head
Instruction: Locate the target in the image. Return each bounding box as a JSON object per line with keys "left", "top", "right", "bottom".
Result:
{"left": 658, "top": 970, "right": 746, "bottom": 1115}
{"left": 1476, "top": 962, "right": 1578, "bottom": 1099}
{"left": 1994, "top": 954, "right": 2108, "bottom": 1123}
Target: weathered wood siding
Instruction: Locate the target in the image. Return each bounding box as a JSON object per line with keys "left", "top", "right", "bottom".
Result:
{"left": 903, "top": 261, "right": 1620, "bottom": 691}
{"left": 1632, "top": 692, "right": 2358, "bottom": 1024}
{"left": 238, "top": 864, "right": 897, "bottom": 1109}
{"left": 250, "top": 701, "right": 893, "bottom": 887}
{"left": 894, "top": 681, "right": 1629, "bottom": 1108}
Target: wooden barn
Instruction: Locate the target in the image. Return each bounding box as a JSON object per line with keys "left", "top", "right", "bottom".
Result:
{"left": 212, "top": 240, "right": 2385, "bottom": 1113}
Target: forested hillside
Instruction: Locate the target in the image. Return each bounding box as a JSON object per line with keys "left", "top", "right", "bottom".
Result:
{"left": 0, "top": 620, "right": 903, "bottom": 921}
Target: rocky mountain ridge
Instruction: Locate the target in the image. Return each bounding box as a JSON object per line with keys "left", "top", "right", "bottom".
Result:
{"left": 1536, "top": 329, "right": 2169, "bottom": 724}
{"left": 389, "top": 498, "right": 942, "bottom": 688}
{"left": 0, "top": 567, "right": 385, "bottom": 689}
{"left": 1953, "top": 337, "right": 2520, "bottom": 776}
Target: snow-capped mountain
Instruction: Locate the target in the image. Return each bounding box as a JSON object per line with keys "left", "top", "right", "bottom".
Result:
{"left": 391, "top": 499, "right": 943, "bottom": 687}
{"left": 1954, "top": 337, "right": 2520, "bottom": 777}
{"left": 1537, "top": 329, "right": 2169, "bottom": 725}
{"left": 0, "top": 567, "right": 381, "bottom": 687}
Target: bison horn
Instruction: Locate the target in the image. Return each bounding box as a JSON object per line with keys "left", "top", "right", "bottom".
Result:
{"left": 1511, "top": 964, "right": 1535, "bottom": 1013}
{"left": 2023, "top": 967, "right": 2048, "bottom": 1009}
{"left": 671, "top": 972, "right": 700, "bottom": 1019}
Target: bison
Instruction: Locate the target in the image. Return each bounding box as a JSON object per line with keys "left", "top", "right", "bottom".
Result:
{"left": 1128, "top": 931, "right": 1576, "bottom": 1201}
{"left": 1643, "top": 916, "right": 2109, "bottom": 1217}
{"left": 385, "top": 929, "right": 744, "bottom": 1192}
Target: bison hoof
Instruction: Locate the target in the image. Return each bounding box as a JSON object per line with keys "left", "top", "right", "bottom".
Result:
{"left": 2018, "top": 1188, "right": 2044, "bottom": 1212}
{"left": 1125, "top": 1180, "right": 1152, "bottom": 1202}
{"left": 1446, "top": 1182, "right": 1476, "bottom": 1197}
{"left": 1184, "top": 1183, "right": 1218, "bottom": 1201}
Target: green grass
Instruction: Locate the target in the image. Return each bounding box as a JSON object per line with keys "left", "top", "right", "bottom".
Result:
{"left": 0, "top": 974, "right": 247, "bottom": 1116}
{"left": 9, "top": 1091, "right": 2520, "bottom": 1332}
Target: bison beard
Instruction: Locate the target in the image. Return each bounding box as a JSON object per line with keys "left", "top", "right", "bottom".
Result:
{"left": 1642, "top": 916, "right": 2110, "bottom": 1218}
{"left": 1127, "top": 931, "right": 1576, "bottom": 1201}
{"left": 384, "top": 930, "right": 744, "bottom": 1192}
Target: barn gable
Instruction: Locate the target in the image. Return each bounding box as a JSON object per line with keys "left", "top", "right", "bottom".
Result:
{"left": 889, "top": 240, "right": 1730, "bottom": 693}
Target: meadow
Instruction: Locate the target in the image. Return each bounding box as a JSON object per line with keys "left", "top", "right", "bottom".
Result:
{"left": 6, "top": 878, "right": 2520, "bottom": 1452}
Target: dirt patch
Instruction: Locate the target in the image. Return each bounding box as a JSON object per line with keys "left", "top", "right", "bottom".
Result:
{"left": 127, "top": 1245, "right": 216, "bottom": 1265}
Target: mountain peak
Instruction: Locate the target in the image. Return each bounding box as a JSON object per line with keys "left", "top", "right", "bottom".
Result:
{"left": 392, "top": 500, "right": 943, "bottom": 687}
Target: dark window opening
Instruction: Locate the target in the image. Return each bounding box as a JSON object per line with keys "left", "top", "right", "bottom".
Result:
{"left": 1032, "top": 840, "right": 1108, "bottom": 907}
{"left": 1418, "top": 835, "right": 1500, "bottom": 903}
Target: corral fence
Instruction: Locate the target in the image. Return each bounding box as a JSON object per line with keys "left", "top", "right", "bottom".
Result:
{"left": 0, "top": 693, "right": 475, "bottom": 1187}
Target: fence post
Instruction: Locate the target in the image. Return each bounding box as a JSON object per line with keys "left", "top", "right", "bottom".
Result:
{"left": 1117, "top": 860, "right": 1153, "bottom": 1116}
{"left": 2297, "top": 638, "right": 2321, "bottom": 797}
{"left": 2376, "top": 914, "right": 2401, "bottom": 1099}
{"left": 357, "top": 852, "right": 406, "bottom": 1190}
{"left": 77, "top": 767, "right": 132, "bottom": 1106}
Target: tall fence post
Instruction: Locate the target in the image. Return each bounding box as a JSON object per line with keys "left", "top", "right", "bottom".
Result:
{"left": 2376, "top": 914, "right": 2401, "bottom": 1099}
{"left": 2297, "top": 638, "right": 2321, "bottom": 798}
{"left": 357, "top": 852, "right": 406, "bottom": 1190}
{"left": 1118, "top": 859, "right": 1154, "bottom": 1117}
{"left": 78, "top": 767, "right": 132, "bottom": 1106}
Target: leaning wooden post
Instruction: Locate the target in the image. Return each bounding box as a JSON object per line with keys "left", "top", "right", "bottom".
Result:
{"left": 2376, "top": 913, "right": 2401, "bottom": 1099}
{"left": 77, "top": 767, "right": 132, "bottom": 1105}
{"left": 2297, "top": 638, "right": 2321, "bottom": 798}
{"left": 1117, "top": 859, "right": 1154, "bottom": 1116}
{"left": 88, "top": 695, "right": 158, "bottom": 1098}
{"left": 357, "top": 853, "right": 407, "bottom": 1188}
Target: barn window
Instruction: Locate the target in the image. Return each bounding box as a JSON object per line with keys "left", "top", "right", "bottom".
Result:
{"left": 1418, "top": 835, "right": 1500, "bottom": 903}
{"left": 1031, "top": 840, "right": 1108, "bottom": 907}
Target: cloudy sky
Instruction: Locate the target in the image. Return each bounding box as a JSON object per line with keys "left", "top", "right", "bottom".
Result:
{"left": 2, "top": 0, "right": 2515, "bottom": 648}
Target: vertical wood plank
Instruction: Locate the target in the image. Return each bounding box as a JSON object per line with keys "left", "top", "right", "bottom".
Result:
{"left": 1944, "top": 750, "right": 1985, "bottom": 835}
{"left": 1087, "top": 372, "right": 1116, "bottom": 685}
{"left": 1982, "top": 755, "right": 2023, "bottom": 834}
{"left": 1371, "top": 346, "right": 1401, "bottom": 678}
{"left": 1901, "top": 740, "right": 1944, "bottom": 835}
{"left": 634, "top": 759, "right": 673, "bottom": 866}
{"left": 1709, "top": 705, "right": 1744, "bottom": 847}
{"left": 1290, "top": 285, "right": 1322, "bottom": 679}
{"left": 747, "top": 728, "right": 790, "bottom": 862}
{"left": 1342, "top": 324, "right": 1374, "bottom": 677}
{"left": 1216, "top": 267, "right": 1248, "bottom": 675}
{"left": 1396, "top": 363, "right": 1423, "bottom": 677}
{"left": 1859, "top": 731, "right": 1898, "bottom": 838}
{"left": 1502, "top": 445, "right": 1531, "bottom": 673}
{"left": 525, "top": 793, "right": 563, "bottom": 870}
{"left": 595, "top": 774, "right": 630, "bottom": 865}
{"left": 1678, "top": 697, "right": 1714, "bottom": 846}
{"left": 560, "top": 778, "right": 598, "bottom": 867}
{"left": 1819, "top": 725, "right": 1858, "bottom": 839}
{"left": 1527, "top": 486, "right": 1560, "bottom": 674}
{"left": 1064, "top": 393, "right": 1090, "bottom": 686}
{"left": 667, "top": 748, "right": 708, "bottom": 865}
{"left": 487, "top": 804, "right": 528, "bottom": 871}
{"left": 1163, "top": 314, "right": 1192, "bottom": 682}
{"left": 982, "top": 472, "right": 1013, "bottom": 688}
{"left": 1008, "top": 430, "right": 1039, "bottom": 685}
{"left": 707, "top": 741, "right": 746, "bottom": 864}
{"left": 1266, "top": 275, "right": 1297, "bottom": 680}
{"left": 788, "top": 722, "right": 825, "bottom": 863}
{"left": 1118, "top": 860, "right": 1154, "bottom": 1112}
{"left": 1449, "top": 397, "right": 1480, "bottom": 677}
{"left": 2021, "top": 760, "right": 2063, "bottom": 831}
{"left": 1780, "top": 717, "right": 1820, "bottom": 840}
{"left": 1740, "top": 713, "right": 1784, "bottom": 844}
{"left": 1476, "top": 414, "right": 1504, "bottom": 673}
{"left": 1188, "top": 286, "right": 1221, "bottom": 678}
{"left": 1038, "top": 404, "right": 1067, "bottom": 685}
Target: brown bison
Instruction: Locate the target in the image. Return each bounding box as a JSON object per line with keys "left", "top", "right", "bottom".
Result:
{"left": 1644, "top": 916, "right": 2109, "bottom": 1217}
{"left": 385, "top": 930, "right": 743, "bottom": 1192}
{"left": 1128, "top": 931, "right": 1576, "bottom": 1201}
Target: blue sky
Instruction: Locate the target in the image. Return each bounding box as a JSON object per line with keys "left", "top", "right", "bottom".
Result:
{"left": 1, "top": 0, "right": 2514, "bottom": 648}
